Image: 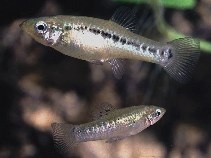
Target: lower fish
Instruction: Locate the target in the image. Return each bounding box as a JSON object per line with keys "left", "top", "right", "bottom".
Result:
{"left": 51, "top": 104, "right": 165, "bottom": 153}
{"left": 20, "top": 7, "right": 200, "bottom": 83}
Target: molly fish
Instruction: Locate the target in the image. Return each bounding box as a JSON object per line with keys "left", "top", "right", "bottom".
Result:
{"left": 51, "top": 104, "right": 165, "bottom": 152}
{"left": 20, "top": 8, "right": 200, "bottom": 83}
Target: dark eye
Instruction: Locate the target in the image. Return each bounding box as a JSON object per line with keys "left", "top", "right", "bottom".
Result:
{"left": 38, "top": 25, "right": 45, "bottom": 31}
{"left": 35, "top": 21, "right": 47, "bottom": 33}
{"left": 156, "top": 109, "right": 161, "bottom": 116}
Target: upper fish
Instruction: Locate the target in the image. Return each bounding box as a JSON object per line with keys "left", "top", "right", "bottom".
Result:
{"left": 20, "top": 7, "right": 200, "bottom": 83}
{"left": 51, "top": 103, "right": 166, "bottom": 153}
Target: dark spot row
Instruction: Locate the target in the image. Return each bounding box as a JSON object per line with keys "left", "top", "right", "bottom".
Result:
{"left": 69, "top": 24, "right": 166, "bottom": 54}
{"left": 64, "top": 24, "right": 88, "bottom": 31}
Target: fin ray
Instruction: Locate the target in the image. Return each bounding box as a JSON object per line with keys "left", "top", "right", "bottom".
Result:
{"left": 51, "top": 123, "right": 76, "bottom": 153}
{"left": 162, "top": 37, "right": 200, "bottom": 83}
{"left": 108, "top": 59, "right": 125, "bottom": 79}
{"left": 110, "top": 7, "right": 137, "bottom": 33}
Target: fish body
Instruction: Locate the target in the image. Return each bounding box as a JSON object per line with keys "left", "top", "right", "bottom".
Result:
{"left": 20, "top": 8, "right": 200, "bottom": 83}
{"left": 20, "top": 16, "right": 160, "bottom": 62}
{"left": 51, "top": 105, "right": 165, "bottom": 152}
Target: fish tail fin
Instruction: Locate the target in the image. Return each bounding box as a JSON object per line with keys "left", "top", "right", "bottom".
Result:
{"left": 51, "top": 123, "right": 76, "bottom": 153}
{"left": 162, "top": 37, "right": 200, "bottom": 84}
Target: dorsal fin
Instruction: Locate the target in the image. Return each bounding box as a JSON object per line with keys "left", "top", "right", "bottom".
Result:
{"left": 92, "top": 102, "right": 117, "bottom": 120}
{"left": 110, "top": 7, "right": 137, "bottom": 33}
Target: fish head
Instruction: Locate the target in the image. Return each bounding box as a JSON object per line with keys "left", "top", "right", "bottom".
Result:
{"left": 145, "top": 106, "right": 166, "bottom": 125}
{"left": 20, "top": 16, "right": 64, "bottom": 46}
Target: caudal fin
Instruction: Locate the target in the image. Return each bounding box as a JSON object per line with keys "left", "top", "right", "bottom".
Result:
{"left": 163, "top": 37, "right": 200, "bottom": 84}
{"left": 51, "top": 123, "right": 76, "bottom": 153}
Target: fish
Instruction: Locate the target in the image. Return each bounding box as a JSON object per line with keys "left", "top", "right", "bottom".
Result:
{"left": 51, "top": 103, "right": 166, "bottom": 153}
{"left": 20, "top": 7, "right": 200, "bottom": 83}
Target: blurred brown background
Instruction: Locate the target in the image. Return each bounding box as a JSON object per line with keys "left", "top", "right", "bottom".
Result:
{"left": 0, "top": 0, "right": 211, "bottom": 158}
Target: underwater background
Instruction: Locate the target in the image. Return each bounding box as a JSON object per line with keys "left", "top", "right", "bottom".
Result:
{"left": 0, "top": 0, "right": 211, "bottom": 157}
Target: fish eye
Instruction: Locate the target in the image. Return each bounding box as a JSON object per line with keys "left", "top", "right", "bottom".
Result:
{"left": 35, "top": 21, "right": 47, "bottom": 34}
{"left": 156, "top": 109, "right": 161, "bottom": 116}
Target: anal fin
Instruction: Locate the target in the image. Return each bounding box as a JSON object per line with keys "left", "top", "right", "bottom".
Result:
{"left": 106, "top": 136, "right": 125, "bottom": 143}
{"left": 89, "top": 60, "right": 103, "bottom": 65}
{"left": 108, "top": 59, "right": 125, "bottom": 79}
{"left": 89, "top": 58, "right": 126, "bottom": 79}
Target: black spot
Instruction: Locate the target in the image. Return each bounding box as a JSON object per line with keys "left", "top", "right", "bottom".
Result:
{"left": 141, "top": 45, "right": 147, "bottom": 51}
{"left": 101, "top": 31, "right": 106, "bottom": 38}
{"left": 107, "top": 33, "right": 112, "bottom": 38}
{"left": 84, "top": 26, "right": 88, "bottom": 29}
{"left": 120, "top": 38, "right": 126, "bottom": 44}
{"left": 64, "top": 25, "right": 72, "bottom": 31}
{"left": 104, "top": 32, "right": 109, "bottom": 37}
{"left": 168, "top": 49, "right": 173, "bottom": 59}
{"left": 112, "top": 34, "right": 120, "bottom": 42}
{"left": 127, "top": 41, "right": 132, "bottom": 45}
{"left": 148, "top": 47, "right": 156, "bottom": 53}
{"left": 90, "top": 28, "right": 98, "bottom": 34}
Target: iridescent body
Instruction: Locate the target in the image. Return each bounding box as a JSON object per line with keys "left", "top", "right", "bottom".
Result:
{"left": 20, "top": 8, "right": 200, "bottom": 83}
{"left": 51, "top": 105, "right": 165, "bottom": 152}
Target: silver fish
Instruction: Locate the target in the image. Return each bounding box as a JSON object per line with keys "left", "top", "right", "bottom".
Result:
{"left": 20, "top": 8, "right": 200, "bottom": 83}
{"left": 51, "top": 104, "right": 166, "bottom": 153}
